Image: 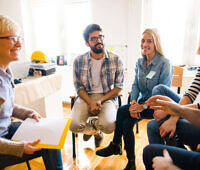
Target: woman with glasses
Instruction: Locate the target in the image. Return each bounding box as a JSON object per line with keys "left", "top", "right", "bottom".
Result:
{"left": 0, "top": 15, "right": 63, "bottom": 170}
{"left": 96, "top": 28, "right": 173, "bottom": 170}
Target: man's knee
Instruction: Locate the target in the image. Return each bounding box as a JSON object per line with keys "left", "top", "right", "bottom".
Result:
{"left": 98, "top": 122, "right": 115, "bottom": 134}
{"left": 152, "top": 84, "right": 167, "bottom": 96}
{"left": 69, "top": 121, "right": 85, "bottom": 133}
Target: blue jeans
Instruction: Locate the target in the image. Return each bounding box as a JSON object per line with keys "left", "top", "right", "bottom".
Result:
{"left": 0, "top": 122, "right": 63, "bottom": 170}
{"left": 147, "top": 84, "right": 200, "bottom": 149}
{"left": 112, "top": 104, "right": 154, "bottom": 161}
{"left": 143, "top": 144, "right": 200, "bottom": 170}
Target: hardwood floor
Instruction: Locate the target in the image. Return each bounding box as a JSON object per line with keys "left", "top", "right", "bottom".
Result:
{"left": 5, "top": 105, "right": 150, "bottom": 170}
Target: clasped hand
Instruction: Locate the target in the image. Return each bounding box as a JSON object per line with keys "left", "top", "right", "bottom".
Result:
{"left": 129, "top": 100, "right": 144, "bottom": 119}
{"left": 89, "top": 100, "right": 102, "bottom": 115}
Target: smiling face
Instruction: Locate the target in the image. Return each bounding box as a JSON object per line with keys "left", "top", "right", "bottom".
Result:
{"left": 0, "top": 29, "right": 22, "bottom": 64}
{"left": 141, "top": 32, "right": 156, "bottom": 57}
{"left": 86, "top": 30, "right": 104, "bottom": 54}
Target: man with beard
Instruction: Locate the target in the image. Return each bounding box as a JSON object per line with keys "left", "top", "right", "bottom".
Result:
{"left": 69, "top": 24, "right": 124, "bottom": 147}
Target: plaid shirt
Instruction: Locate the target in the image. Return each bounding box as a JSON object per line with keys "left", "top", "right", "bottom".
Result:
{"left": 73, "top": 50, "right": 124, "bottom": 94}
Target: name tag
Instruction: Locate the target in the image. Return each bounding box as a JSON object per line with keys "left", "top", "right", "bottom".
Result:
{"left": 146, "top": 71, "right": 156, "bottom": 79}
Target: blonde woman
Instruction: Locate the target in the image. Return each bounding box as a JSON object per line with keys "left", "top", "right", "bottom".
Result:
{"left": 96, "top": 28, "right": 173, "bottom": 170}
{"left": 0, "top": 15, "right": 63, "bottom": 169}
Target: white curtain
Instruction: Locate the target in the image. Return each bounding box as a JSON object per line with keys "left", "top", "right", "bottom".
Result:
{"left": 142, "top": 0, "right": 200, "bottom": 66}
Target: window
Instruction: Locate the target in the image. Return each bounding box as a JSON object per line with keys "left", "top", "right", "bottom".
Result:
{"left": 21, "top": 0, "right": 91, "bottom": 64}
{"left": 142, "top": 0, "right": 200, "bottom": 65}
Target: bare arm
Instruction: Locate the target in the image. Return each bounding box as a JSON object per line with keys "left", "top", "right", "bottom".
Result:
{"left": 78, "top": 89, "right": 93, "bottom": 105}
{"left": 167, "top": 95, "right": 193, "bottom": 123}
{"left": 174, "top": 105, "right": 200, "bottom": 127}
{"left": 147, "top": 95, "right": 200, "bottom": 126}
{"left": 99, "top": 87, "right": 122, "bottom": 103}
{"left": 147, "top": 95, "right": 194, "bottom": 138}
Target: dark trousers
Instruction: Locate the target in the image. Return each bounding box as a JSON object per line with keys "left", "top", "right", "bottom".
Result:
{"left": 0, "top": 122, "right": 63, "bottom": 170}
{"left": 113, "top": 104, "right": 154, "bottom": 161}
{"left": 143, "top": 144, "right": 200, "bottom": 170}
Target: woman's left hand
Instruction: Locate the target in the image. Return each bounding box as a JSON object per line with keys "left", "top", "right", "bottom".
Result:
{"left": 129, "top": 102, "right": 143, "bottom": 119}
{"left": 32, "top": 113, "right": 41, "bottom": 122}
{"left": 130, "top": 102, "right": 144, "bottom": 113}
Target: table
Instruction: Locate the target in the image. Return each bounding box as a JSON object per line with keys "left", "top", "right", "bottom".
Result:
{"left": 14, "top": 72, "right": 63, "bottom": 118}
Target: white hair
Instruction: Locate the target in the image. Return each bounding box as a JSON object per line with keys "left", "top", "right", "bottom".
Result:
{"left": 0, "top": 14, "right": 20, "bottom": 35}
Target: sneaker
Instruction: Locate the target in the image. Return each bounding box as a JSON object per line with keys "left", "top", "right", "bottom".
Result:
{"left": 96, "top": 141, "right": 122, "bottom": 157}
{"left": 94, "top": 131, "right": 103, "bottom": 147}
{"left": 124, "top": 160, "right": 136, "bottom": 170}
{"left": 83, "top": 134, "right": 92, "bottom": 141}
{"left": 83, "top": 117, "right": 98, "bottom": 141}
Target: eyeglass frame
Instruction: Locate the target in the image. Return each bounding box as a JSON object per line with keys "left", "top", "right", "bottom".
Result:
{"left": 89, "top": 35, "right": 104, "bottom": 42}
{"left": 0, "top": 36, "right": 23, "bottom": 43}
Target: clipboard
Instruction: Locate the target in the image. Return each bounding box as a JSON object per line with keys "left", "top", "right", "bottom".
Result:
{"left": 11, "top": 118, "right": 71, "bottom": 149}
{"left": 0, "top": 97, "right": 5, "bottom": 108}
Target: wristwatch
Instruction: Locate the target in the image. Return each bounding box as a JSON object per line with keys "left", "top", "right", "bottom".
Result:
{"left": 143, "top": 104, "right": 148, "bottom": 110}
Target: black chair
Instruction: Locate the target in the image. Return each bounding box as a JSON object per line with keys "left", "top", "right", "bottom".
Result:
{"left": 70, "top": 94, "right": 122, "bottom": 159}
{"left": 0, "top": 155, "right": 41, "bottom": 170}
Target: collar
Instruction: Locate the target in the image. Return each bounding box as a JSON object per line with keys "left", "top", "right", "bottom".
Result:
{"left": 0, "top": 67, "right": 12, "bottom": 80}
{"left": 142, "top": 52, "right": 161, "bottom": 66}
{"left": 87, "top": 50, "right": 109, "bottom": 61}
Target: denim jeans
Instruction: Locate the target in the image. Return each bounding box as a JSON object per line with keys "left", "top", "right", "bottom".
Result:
{"left": 143, "top": 144, "right": 200, "bottom": 170}
{"left": 147, "top": 84, "right": 200, "bottom": 149}
{"left": 151, "top": 84, "right": 181, "bottom": 103}
{"left": 112, "top": 104, "right": 154, "bottom": 161}
{"left": 0, "top": 122, "right": 63, "bottom": 170}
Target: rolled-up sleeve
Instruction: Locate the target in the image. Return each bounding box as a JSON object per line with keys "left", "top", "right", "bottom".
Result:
{"left": 130, "top": 61, "right": 140, "bottom": 101}
{"left": 114, "top": 58, "right": 124, "bottom": 89}
{"left": 73, "top": 58, "right": 85, "bottom": 93}
{"left": 184, "top": 67, "right": 200, "bottom": 103}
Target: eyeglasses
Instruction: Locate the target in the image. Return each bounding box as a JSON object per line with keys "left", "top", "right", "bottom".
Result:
{"left": 0, "top": 36, "right": 23, "bottom": 43}
{"left": 89, "top": 35, "right": 104, "bottom": 42}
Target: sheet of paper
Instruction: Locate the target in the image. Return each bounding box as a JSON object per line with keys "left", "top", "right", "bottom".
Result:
{"left": 11, "top": 118, "right": 70, "bottom": 146}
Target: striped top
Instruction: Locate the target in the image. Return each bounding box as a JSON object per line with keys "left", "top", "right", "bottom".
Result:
{"left": 184, "top": 67, "right": 200, "bottom": 103}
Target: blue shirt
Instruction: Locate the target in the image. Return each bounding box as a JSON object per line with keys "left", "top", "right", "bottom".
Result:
{"left": 73, "top": 50, "right": 124, "bottom": 94}
{"left": 0, "top": 68, "right": 14, "bottom": 137}
{"left": 130, "top": 53, "right": 173, "bottom": 104}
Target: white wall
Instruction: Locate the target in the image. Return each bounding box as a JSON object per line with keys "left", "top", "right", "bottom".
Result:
{"left": 0, "top": 0, "right": 23, "bottom": 26}
{"left": 91, "top": 0, "right": 128, "bottom": 47}
{"left": 0, "top": 0, "right": 26, "bottom": 60}
{"left": 91, "top": 0, "right": 143, "bottom": 103}
{"left": 0, "top": 0, "right": 144, "bottom": 103}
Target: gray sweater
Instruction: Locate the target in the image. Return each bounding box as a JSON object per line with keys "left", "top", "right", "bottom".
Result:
{"left": 0, "top": 104, "right": 38, "bottom": 157}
